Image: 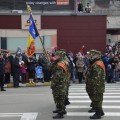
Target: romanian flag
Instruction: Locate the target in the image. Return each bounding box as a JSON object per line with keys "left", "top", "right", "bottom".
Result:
{"left": 27, "top": 14, "right": 39, "bottom": 57}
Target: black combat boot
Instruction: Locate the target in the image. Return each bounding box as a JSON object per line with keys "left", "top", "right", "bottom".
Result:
{"left": 53, "top": 110, "right": 59, "bottom": 113}
{"left": 90, "top": 108, "right": 101, "bottom": 119}
{"left": 101, "top": 109, "right": 105, "bottom": 116}
{"left": 90, "top": 102, "right": 93, "bottom": 107}
{"left": 88, "top": 107, "right": 96, "bottom": 113}
{"left": 53, "top": 113, "right": 64, "bottom": 119}
{"left": 62, "top": 110, "right": 67, "bottom": 114}
{"left": 1, "top": 89, "right": 6, "bottom": 91}
{"left": 53, "top": 110, "right": 67, "bottom": 114}
{"left": 64, "top": 97, "right": 70, "bottom": 106}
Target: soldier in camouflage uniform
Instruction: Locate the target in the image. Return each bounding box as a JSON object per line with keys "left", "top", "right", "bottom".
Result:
{"left": 59, "top": 49, "right": 71, "bottom": 106}
{"left": 85, "top": 50, "right": 106, "bottom": 119}
{"left": 51, "top": 51, "right": 68, "bottom": 119}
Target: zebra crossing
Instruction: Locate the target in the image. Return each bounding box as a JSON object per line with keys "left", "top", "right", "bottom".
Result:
{"left": 66, "top": 83, "right": 120, "bottom": 118}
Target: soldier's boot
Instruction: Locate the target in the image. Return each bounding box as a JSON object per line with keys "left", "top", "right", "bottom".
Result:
{"left": 64, "top": 97, "right": 70, "bottom": 106}
{"left": 90, "top": 102, "right": 93, "bottom": 107}
{"left": 101, "top": 109, "right": 105, "bottom": 116}
{"left": 62, "top": 110, "right": 67, "bottom": 114}
{"left": 53, "top": 113, "right": 64, "bottom": 119}
{"left": 90, "top": 108, "right": 101, "bottom": 119}
{"left": 53, "top": 110, "right": 59, "bottom": 113}
{"left": 88, "top": 107, "right": 96, "bottom": 113}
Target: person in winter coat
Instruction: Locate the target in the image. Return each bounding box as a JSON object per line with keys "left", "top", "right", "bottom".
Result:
{"left": 0, "top": 53, "right": 6, "bottom": 91}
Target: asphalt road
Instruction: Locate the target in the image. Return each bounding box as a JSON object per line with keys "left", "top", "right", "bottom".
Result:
{"left": 0, "top": 82, "right": 120, "bottom": 120}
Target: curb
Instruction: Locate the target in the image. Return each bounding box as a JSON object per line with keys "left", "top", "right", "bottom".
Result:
{"left": 5, "top": 82, "right": 51, "bottom": 88}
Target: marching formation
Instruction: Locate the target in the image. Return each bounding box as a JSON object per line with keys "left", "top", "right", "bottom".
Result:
{"left": 50, "top": 49, "right": 106, "bottom": 119}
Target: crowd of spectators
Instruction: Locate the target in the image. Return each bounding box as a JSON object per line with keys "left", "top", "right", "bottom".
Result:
{"left": 0, "top": 41, "right": 120, "bottom": 90}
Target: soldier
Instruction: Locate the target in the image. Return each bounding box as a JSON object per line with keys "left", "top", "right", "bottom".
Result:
{"left": 51, "top": 51, "right": 68, "bottom": 119}
{"left": 60, "top": 49, "right": 71, "bottom": 106}
{"left": 85, "top": 50, "right": 105, "bottom": 119}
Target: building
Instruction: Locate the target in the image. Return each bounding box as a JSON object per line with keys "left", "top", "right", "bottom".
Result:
{"left": 0, "top": 0, "right": 120, "bottom": 54}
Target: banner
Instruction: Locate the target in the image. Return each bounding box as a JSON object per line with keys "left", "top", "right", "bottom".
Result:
{"left": 56, "top": 0, "right": 69, "bottom": 5}
{"left": 21, "top": 15, "right": 41, "bottom": 30}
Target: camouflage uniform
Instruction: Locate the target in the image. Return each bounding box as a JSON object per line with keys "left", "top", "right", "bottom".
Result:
{"left": 61, "top": 50, "right": 71, "bottom": 106}
{"left": 51, "top": 51, "right": 68, "bottom": 119}
{"left": 85, "top": 50, "right": 105, "bottom": 119}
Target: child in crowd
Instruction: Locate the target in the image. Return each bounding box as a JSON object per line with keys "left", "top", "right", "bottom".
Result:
{"left": 21, "top": 61, "right": 27, "bottom": 83}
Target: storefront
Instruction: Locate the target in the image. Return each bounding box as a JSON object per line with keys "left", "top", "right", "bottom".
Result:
{"left": 0, "top": 14, "right": 106, "bottom": 54}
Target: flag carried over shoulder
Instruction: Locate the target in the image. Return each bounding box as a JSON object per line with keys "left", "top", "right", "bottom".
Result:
{"left": 27, "top": 14, "right": 39, "bottom": 57}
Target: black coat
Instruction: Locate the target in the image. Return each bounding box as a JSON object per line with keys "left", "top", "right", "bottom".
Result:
{"left": 0, "top": 58, "right": 5, "bottom": 75}
{"left": 78, "top": 3, "right": 83, "bottom": 12}
{"left": 13, "top": 58, "right": 21, "bottom": 74}
{"left": 27, "top": 57, "right": 37, "bottom": 71}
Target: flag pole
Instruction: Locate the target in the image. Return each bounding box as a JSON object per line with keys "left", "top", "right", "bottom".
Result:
{"left": 27, "top": 5, "right": 50, "bottom": 62}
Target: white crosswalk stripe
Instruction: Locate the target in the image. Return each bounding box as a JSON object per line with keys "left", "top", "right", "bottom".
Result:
{"left": 0, "top": 113, "right": 38, "bottom": 120}
{"left": 67, "top": 83, "right": 120, "bottom": 117}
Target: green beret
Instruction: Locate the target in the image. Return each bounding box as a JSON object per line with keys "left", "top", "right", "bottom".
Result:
{"left": 96, "top": 51, "right": 101, "bottom": 55}
{"left": 89, "top": 49, "right": 101, "bottom": 55}
{"left": 89, "top": 49, "right": 96, "bottom": 55}
{"left": 55, "top": 51, "right": 63, "bottom": 56}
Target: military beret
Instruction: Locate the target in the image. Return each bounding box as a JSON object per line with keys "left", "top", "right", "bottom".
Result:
{"left": 89, "top": 49, "right": 96, "bottom": 55}
{"left": 89, "top": 49, "right": 101, "bottom": 55}
{"left": 55, "top": 51, "right": 63, "bottom": 56}
{"left": 59, "top": 49, "right": 66, "bottom": 52}
{"left": 95, "top": 51, "right": 101, "bottom": 55}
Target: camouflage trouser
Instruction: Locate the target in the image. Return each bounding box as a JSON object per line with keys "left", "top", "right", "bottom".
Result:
{"left": 53, "top": 92, "right": 66, "bottom": 113}
{"left": 65, "top": 83, "right": 69, "bottom": 99}
{"left": 88, "top": 93, "right": 94, "bottom": 107}
{"left": 90, "top": 93, "right": 103, "bottom": 109}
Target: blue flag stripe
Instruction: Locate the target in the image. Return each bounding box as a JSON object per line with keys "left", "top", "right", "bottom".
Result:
{"left": 29, "top": 14, "right": 39, "bottom": 39}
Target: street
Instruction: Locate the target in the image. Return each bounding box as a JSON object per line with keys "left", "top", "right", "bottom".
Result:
{"left": 0, "top": 83, "right": 120, "bottom": 120}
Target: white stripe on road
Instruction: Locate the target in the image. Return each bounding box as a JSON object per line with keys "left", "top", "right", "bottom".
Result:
{"left": 67, "top": 112, "right": 120, "bottom": 116}
{"left": 0, "top": 113, "right": 23, "bottom": 115}
{"left": 0, "top": 115, "right": 22, "bottom": 118}
{"left": 67, "top": 105, "right": 120, "bottom": 109}
{"left": 20, "top": 113, "right": 38, "bottom": 120}
{"left": 70, "top": 84, "right": 120, "bottom": 86}
{"left": 70, "top": 88, "right": 120, "bottom": 90}
{"left": 0, "top": 113, "right": 23, "bottom": 117}
{"left": 69, "top": 96, "right": 120, "bottom": 98}
{"left": 69, "top": 90, "right": 120, "bottom": 92}
{"left": 0, "top": 113, "right": 38, "bottom": 120}
{"left": 70, "top": 100, "right": 120, "bottom": 103}
{"left": 69, "top": 93, "right": 120, "bottom": 95}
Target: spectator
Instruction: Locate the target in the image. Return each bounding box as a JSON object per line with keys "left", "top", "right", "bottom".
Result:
{"left": 21, "top": 61, "right": 27, "bottom": 83}
{"left": 85, "top": 3, "right": 92, "bottom": 13}
{"left": 76, "top": 56, "right": 85, "bottom": 83}
{"left": 27, "top": 54, "right": 37, "bottom": 84}
{"left": 78, "top": 2, "right": 83, "bottom": 13}
{"left": 108, "top": 54, "right": 116, "bottom": 83}
{"left": 0, "top": 53, "right": 6, "bottom": 91}
{"left": 13, "top": 54, "right": 21, "bottom": 88}
{"left": 4, "top": 53, "right": 11, "bottom": 84}
{"left": 42, "top": 54, "right": 51, "bottom": 82}
{"left": 67, "top": 52, "right": 76, "bottom": 82}
{"left": 102, "top": 53, "right": 110, "bottom": 83}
